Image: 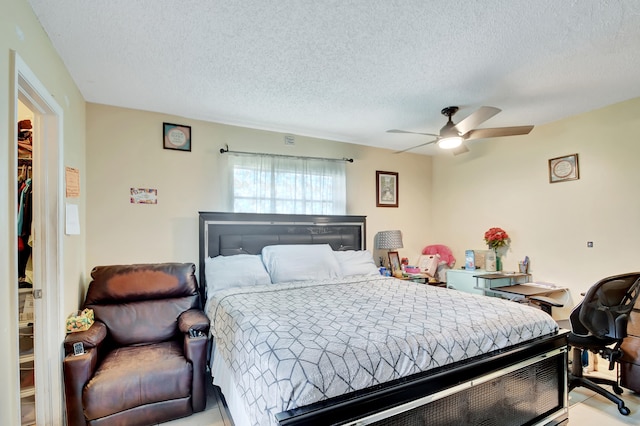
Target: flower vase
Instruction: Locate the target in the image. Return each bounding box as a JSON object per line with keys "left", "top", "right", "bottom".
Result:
{"left": 485, "top": 248, "right": 497, "bottom": 272}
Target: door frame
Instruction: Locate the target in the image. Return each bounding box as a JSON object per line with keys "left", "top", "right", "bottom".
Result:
{"left": 12, "top": 52, "right": 65, "bottom": 425}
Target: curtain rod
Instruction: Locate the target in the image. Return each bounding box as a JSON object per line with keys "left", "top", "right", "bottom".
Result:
{"left": 219, "top": 145, "right": 353, "bottom": 163}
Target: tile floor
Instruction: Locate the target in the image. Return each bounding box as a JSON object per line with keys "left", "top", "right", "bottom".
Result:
{"left": 160, "top": 380, "right": 230, "bottom": 426}
{"left": 162, "top": 371, "right": 640, "bottom": 426}
{"left": 566, "top": 368, "right": 640, "bottom": 425}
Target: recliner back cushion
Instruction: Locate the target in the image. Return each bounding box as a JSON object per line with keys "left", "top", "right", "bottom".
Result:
{"left": 84, "top": 263, "right": 200, "bottom": 346}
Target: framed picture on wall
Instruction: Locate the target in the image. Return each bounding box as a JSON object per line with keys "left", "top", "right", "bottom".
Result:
{"left": 376, "top": 170, "right": 398, "bottom": 207}
{"left": 163, "top": 122, "right": 191, "bottom": 152}
{"left": 549, "top": 153, "right": 579, "bottom": 183}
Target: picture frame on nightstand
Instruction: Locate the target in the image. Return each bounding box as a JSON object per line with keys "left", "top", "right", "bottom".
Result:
{"left": 388, "top": 251, "right": 401, "bottom": 276}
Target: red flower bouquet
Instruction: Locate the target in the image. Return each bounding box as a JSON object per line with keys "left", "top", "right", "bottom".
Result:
{"left": 484, "top": 227, "right": 509, "bottom": 250}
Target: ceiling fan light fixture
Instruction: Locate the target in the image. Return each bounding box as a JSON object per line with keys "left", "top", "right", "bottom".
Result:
{"left": 391, "top": 105, "right": 533, "bottom": 155}
{"left": 438, "top": 136, "right": 463, "bottom": 149}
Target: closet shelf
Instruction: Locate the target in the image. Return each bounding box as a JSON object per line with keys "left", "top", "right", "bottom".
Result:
{"left": 20, "top": 352, "right": 35, "bottom": 364}
{"left": 21, "top": 397, "right": 35, "bottom": 426}
{"left": 20, "top": 386, "right": 35, "bottom": 398}
{"left": 19, "top": 320, "right": 34, "bottom": 328}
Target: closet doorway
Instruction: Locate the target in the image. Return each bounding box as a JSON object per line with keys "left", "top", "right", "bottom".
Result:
{"left": 13, "top": 53, "right": 64, "bottom": 425}
{"left": 17, "top": 98, "right": 36, "bottom": 424}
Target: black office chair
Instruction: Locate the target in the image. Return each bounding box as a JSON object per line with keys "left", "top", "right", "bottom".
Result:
{"left": 562, "top": 272, "right": 640, "bottom": 416}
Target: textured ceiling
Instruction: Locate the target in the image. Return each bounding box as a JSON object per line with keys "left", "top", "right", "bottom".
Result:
{"left": 27, "top": 0, "right": 640, "bottom": 155}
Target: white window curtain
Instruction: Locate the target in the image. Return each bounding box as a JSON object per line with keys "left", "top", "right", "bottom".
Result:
{"left": 228, "top": 153, "right": 346, "bottom": 215}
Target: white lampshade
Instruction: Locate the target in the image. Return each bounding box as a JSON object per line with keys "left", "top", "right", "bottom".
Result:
{"left": 375, "top": 230, "right": 404, "bottom": 250}
{"left": 438, "top": 136, "right": 463, "bottom": 149}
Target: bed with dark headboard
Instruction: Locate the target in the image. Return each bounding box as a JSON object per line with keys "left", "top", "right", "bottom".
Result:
{"left": 199, "top": 211, "right": 365, "bottom": 297}
{"left": 199, "top": 211, "right": 569, "bottom": 426}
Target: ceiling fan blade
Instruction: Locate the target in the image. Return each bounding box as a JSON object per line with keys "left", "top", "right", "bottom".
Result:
{"left": 452, "top": 144, "right": 470, "bottom": 156}
{"left": 393, "top": 138, "right": 439, "bottom": 154}
{"left": 387, "top": 129, "right": 439, "bottom": 137}
{"left": 464, "top": 125, "right": 534, "bottom": 141}
{"left": 453, "top": 106, "right": 501, "bottom": 136}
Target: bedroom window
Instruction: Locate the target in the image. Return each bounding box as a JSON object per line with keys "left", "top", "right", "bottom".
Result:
{"left": 228, "top": 153, "right": 346, "bottom": 214}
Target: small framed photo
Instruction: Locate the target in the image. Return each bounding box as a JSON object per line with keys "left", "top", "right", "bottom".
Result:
{"left": 388, "top": 251, "right": 401, "bottom": 276}
{"left": 163, "top": 122, "right": 191, "bottom": 152}
{"left": 549, "top": 153, "right": 579, "bottom": 183}
{"left": 376, "top": 170, "right": 398, "bottom": 207}
{"left": 130, "top": 188, "right": 158, "bottom": 204}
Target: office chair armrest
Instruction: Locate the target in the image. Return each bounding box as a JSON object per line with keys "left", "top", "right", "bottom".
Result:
{"left": 614, "top": 313, "right": 628, "bottom": 340}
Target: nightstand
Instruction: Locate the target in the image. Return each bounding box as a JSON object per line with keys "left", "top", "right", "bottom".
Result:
{"left": 400, "top": 274, "right": 445, "bottom": 287}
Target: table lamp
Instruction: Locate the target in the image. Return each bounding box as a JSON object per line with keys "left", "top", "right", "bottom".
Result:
{"left": 375, "top": 230, "right": 404, "bottom": 273}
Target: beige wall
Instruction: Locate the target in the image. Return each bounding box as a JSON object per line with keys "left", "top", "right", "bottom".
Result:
{"left": 86, "top": 103, "right": 434, "bottom": 273}
{"left": 86, "top": 98, "right": 640, "bottom": 323}
{"left": 1, "top": 1, "right": 86, "bottom": 424}
{"left": 431, "top": 96, "right": 640, "bottom": 318}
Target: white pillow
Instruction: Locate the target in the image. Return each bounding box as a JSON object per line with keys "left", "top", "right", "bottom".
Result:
{"left": 334, "top": 250, "right": 380, "bottom": 277}
{"left": 261, "top": 244, "right": 343, "bottom": 283}
{"left": 204, "top": 254, "right": 272, "bottom": 294}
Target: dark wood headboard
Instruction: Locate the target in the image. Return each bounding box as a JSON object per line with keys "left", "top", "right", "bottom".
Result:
{"left": 198, "top": 212, "right": 366, "bottom": 297}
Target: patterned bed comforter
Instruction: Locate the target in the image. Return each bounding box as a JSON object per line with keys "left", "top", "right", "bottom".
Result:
{"left": 206, "top": 275, "right": 558, "bottom": 426}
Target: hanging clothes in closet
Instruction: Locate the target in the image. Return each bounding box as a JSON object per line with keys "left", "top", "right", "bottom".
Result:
{"left": 18, "top": 118, "right": 34, "bottom": 286}
{"left": 18, "top": 120, "right": 33, "bottom": 287}
{"left": 18, "top": 175, "right": 33, "bottom": 285}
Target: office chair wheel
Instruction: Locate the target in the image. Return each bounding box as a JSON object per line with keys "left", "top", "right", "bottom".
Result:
{"left": 618, "top": 405, "right": 630, "bottom": 416}
{"left": 613, "top": 384, "right": 624, "bottom": 395}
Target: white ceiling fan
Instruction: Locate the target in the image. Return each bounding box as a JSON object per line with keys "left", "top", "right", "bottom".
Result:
{"left": 388, "top": 106, "right": 534, "bottom": 155}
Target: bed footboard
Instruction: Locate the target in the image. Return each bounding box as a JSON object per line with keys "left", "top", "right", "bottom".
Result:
{"left": 276, "top": 331, "right": 568, "bottom": 426}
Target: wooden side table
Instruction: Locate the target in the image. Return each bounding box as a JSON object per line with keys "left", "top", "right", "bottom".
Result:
{"left": 620, "top": 296, "right": 640, "bottom": 392}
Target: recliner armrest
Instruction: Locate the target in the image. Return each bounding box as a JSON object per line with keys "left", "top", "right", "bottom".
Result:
{"left": 63, "top": 348, "right": 100, "bottom": 426}
{"left": 178, "top": 308, "right": 210, "bottom": 334}
{"left": 183, "top": 333, "right": 208, "bottom": 412}
{"left": 179, "top": 309, "right": 210, "bottom": 413}
{"left": 63, "top": 321, "right": 108, "bottom": 355}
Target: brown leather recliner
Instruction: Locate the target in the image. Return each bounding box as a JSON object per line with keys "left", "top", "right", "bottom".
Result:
{"left": 63, "top": 263, "right": 210, "bottom": 426}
